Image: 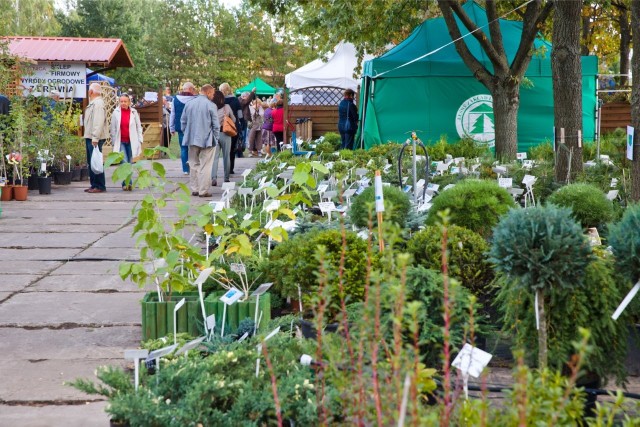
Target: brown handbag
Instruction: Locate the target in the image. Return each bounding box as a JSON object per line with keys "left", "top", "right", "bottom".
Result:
{"left": 222, "top": 114, "right": 237, "bottom": 137}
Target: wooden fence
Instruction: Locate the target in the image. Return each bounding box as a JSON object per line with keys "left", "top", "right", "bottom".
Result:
{"left": 284, "top": 86, "right": 348, "bottom": 143}
{"left": 600, "top": 102, "right": 631, "bottom": 134}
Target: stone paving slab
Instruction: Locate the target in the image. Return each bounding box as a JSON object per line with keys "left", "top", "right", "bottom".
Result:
{"left": 92, "top": 232, "right": 137, "bottom": 248}
{"left": 0, "top": 402, "right": 109, "bottom": 427}
{"left": 0, "top": 292, "right": 143, "bottom": 327}
{"left": 0, "top": 358, "right": 127, "bottom": 401}
{"left": 0, "top": 249, "right": 81, "bottom": 261}
{"left": 73, "top": 247, "right": 140, "bottom": 261}
{"left": 0, "top": 233, "right": 103, "bottom": 249}
{"left": 4, "top": 224, "right": 121, "bottom": 234}
{"left": 25, "top": 275, "right": 146, "bottom": 293}
{"left": 0, "top": 292, "right": 13, "bottom": 303}
{"left": 53, "top": 261, "right": 122, "bottom": 276}
{"left": 0, "top": 326, "right": 140, "bottom": 360}
{"left": 1, "top": 261, "right": 63, "bottom": 275}
{"left": 0, "top": 216, "right": 132, "bottom": 226}
{"left": 0, "top": 275, "right": 40, "bottom": 292}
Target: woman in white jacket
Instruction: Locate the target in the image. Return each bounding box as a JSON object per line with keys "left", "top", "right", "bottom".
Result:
{"left": 110, "top": 94, "right": 143, "bottom": 190}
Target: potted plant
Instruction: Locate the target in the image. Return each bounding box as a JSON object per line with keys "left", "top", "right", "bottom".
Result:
{"left": 36, "top": 149, "right": 54, "bottom": 195}
{"left": 8, "top": 152, "right": 27, "bottom": 200}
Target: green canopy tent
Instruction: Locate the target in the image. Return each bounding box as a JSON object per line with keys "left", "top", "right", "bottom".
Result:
{"left": 235, "top": 77, "right": 277, "bottom": 98}
{"left": 359, "top": 0, "right": 597, "bottom": 152}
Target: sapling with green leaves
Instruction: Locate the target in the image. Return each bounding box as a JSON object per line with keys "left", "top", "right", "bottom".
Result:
{"left": 490, "top": 205, "right": 592, "bottom": 368}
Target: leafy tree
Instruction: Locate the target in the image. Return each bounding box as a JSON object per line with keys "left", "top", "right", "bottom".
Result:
{"left": 436, "top": 0, "right": 553, "bottom": 160}
{"left": 552, "top": 0, "right": 583, "bottom": 183}
{"left": 0, "top": 0, "right": 61, "bottom": 36}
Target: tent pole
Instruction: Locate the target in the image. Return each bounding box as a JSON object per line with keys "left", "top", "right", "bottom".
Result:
{"left": 283, "top": 86, "right": 288, "bottom": 147}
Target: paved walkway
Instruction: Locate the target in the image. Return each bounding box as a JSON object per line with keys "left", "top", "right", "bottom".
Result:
{"left": 0, "top": 156, "right": 259, "bottom": 426}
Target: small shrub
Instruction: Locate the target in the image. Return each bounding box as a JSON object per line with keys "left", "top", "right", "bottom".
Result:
{"left": 278, "top": 150, "right": 293, "bottom": 160}
{"left": 407, "top": 225, "right": 492, "bottom": 295}
{"left": 349, "top": 185, "right": 412, "bottom": 228}
{"left": 547, "top": 183, "right": 614, "bottom": 229}
{"left": 321, "top": 132, "right": 341, "bottom": 150}
{"left": 528, "top": 141, "right": 554, "bottom": 162}
{"left": 426, "top": 179, "right": 515, "bottom": 237}
{"left": 316, "top": 141, "right": 336, "bottom": 155}
{"left": 609, "top": 204, "right": 640, "bottom": 284}
{"left": 262, "top": 229, "right": 370, "bottom": 319}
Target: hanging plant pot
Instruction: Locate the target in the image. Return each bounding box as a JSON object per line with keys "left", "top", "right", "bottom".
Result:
{"left": 0, "top": 185, "right": 12, "bottom": 201}
{"left": 53, "top": 171, "right": 72, "bottom": 185}
{"left": 27, "top": 174, "right": 39, "bottom": 190}
{"left": 13, "top": 185, "right": 28, "bottom": 201}
{"left": 38, "top": 176, "right": 52, "bottom": 195}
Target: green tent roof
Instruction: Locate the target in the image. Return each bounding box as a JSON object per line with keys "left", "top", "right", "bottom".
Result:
{"left": 235, "top": 78, "right": 276, "bottom": 97}
{"left": 363, "top": 0, "right": 553, "bottom": 78}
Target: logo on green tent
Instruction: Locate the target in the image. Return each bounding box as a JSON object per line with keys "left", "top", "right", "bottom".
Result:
{"left": 455, "top": 94, "right": 495, "bottom": 146}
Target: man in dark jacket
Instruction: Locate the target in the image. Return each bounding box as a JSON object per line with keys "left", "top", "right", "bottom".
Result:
{"left": 338, "top": 89, "right": 358, "bottom": 150}
{"left": 170, "top": 82, "right": 197, "bottom": 175}
{"left": 238, "top": 88, "right": 256, "bottom": 158}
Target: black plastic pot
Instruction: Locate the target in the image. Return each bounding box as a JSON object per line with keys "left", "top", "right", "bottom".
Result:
{"left": 53, "top": 171, "right": 72, "bottom": 185}
{"left": 71, "top": 167, "right": 82, "bottom": 181}
{"left": 300, "top": 319, "right": 339, "bottom": 340}
{"left": 27, "top": 174, "right": 39, "bottom": 190}
{"left": 38, "top": 176, "right": 52, "bottom": 194}
{"left": 79, "top": 166, "right": 89, "bottom": 181}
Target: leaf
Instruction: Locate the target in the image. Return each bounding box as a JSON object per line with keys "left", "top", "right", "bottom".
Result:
{"left": 152, "top": 161, "right": 166, "bottom": 178}
{"left": 105, "top": 151, "right": 124, "bottom": 168}
{"left": 119, "top": 262, "right": 132, "bottom": 279}
{"left": 278, "top": 208, "right": 296, "bottom": 220}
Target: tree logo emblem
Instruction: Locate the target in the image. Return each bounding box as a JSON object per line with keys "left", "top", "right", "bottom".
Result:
{"left": 455, "top": 94, "right": 495, "bottom": 146}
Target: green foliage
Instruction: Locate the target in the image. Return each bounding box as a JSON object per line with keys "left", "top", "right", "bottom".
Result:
{"left": 490, "top": 205, "right": 592, "bottom": 292}
{"left": 529, "top": 141, "right": 555, "bottom": 162}
{"left": 404, "top": 266, "right": 479, "bottom": 366}
{"left": 497, "top": 250, "right": 630, "bottom": 384}
{"left": 407, "top": 225, "right": 492, "bottom": 295}
{"left": 348, "top": 185, "right": 412, "bottom": 228}
{"left": 609, "top": 204, "right": 640, "bottom": 284}
{"left": 547, "top": 183, "right": 614, "bottom": 229}
{"left": 320, "top": 132, "right": 341, "bottom": 150}
{"left": 426, "top": 179, "right": 515, "bottom": 238}
{"left": 262, "top": 229, "right": 369, "bottom": 319}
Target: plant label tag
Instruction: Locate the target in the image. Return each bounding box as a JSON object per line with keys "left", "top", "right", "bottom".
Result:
{"left": 305, "top": 151, "right": 313, "bottom": 159}
{"left": 627, "top": 126, "right": 634, "bottom": 161}
{"left": 65, "top": 155, "right": 72, "bottom": 160}
{"left": 417, "top": 202, "right": 432, "bottom": 212}
{"left": 451, "top": 343, "right": 492, "bottom": 378}
{"left": 612, "top": 281, "right": 640, "bottom": 320}
{"left": 265, "top": 219, "right": 283, "bottom": 230}
{"left": 316, "top": 184, "right": 328, "bottom": 194}
{"left": 342, "top": 189, "right": 356, "bottom": 199}
{"left": 263, "top": 326, "right": 281, "bottom": 343}
{"left": 523, "top": 160, "right": 534, "bottom": 170}
{"left": 251, "top": 282, "right": 273, "bottom": 297}
{"left": 242, "top": 169, "right": 252, "bottom": 178}
{"left": 383, "top": 163, "right": 392, "bottom": 173}
{"left": 220, "top": 287, "right": 243, "bottom": 305}
{"left": 359, "top": 177, "right": 371, "bottom": 186}
{"left": 174, "top": 298, "right": 186, "bottom": 312}
{"left": 147, "top": 344, "right": 177, "bottom": 361}
{"left": 498, "top": 178, "right": 512, "bottom": 189}
{"left": 427, "top": 183, "right": 439, "bottom": 192}
{"left": 606, "top": 190, "right": 619, "bottom": 201}
{"left": 366, "top": 159, "right": 374, "bottom": 166}
{"left": 238, "top": 332, "right": 249, "bottom": 342}
{"left": 243, "top": 213, "right": 253, "bottom": 221}
{"left": 355, "top": 186, "right": 366, "bottom": 195}
{"left": 611, "top": 178, "right": 618, "bottom": 188}
{"left": 442, "top": 184, "right": 455, "bottom": 192}
{"left": 263, "top": 199, "right": 280, "bottom": 212}
{"left": 374, "top": 171, "right": 385, "bottom": 213}
{"left": 416, "top": 179, "right": 425, "bottom": 188}
{"left": 522, "top": 175, "right": 536, "bottom": 187}
{"left": 206, "top": 314, "right": 216, "bottom": 330}
{"left": 124, "top": 349, "right": 149, "bottom": 361}
{"left": 230, "top": 263, "right": 246, "bottom": 274}
{"left": 516, "top": 152, "right": 527, "bottom": 160}
{"left": 278, "top": 162, "right": 287, "bottom": 170}
{"left": 194, "top": 267, "right": 214, "bottom": 286}
{"left": 318, "top": 202, "right": 336, "bottom": 213}
{"left": 221, "top": 182, "right": 236, "bottom": 191}
{"left": 403, "top": 185, "right": 412, "bottom": 193}
{"left": 41, "top": 162, "right": 47, "bottom": 172}
{"left": 175, "top": 336, "right": 206, "bottom": 356}
{"left": 325, "top": 162, "right": 334, "bottom": 170}
{"left": 209, "top": 201, "right": 225, "bottom": 212}
{"left": 450, "top": 167, "right": 460, "bottom": 174}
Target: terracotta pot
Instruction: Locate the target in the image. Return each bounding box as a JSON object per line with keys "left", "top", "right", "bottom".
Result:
{"left": 13, "top": 185, "right": 28, "bottom": 201}
{"left": 1, "top": 185, "right": 13, "bottom": 201}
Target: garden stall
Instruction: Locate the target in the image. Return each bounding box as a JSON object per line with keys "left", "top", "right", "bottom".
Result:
{"left": 235, "top": 77, "right": 276, "bottom": 98}
{"left": 359, "top": 0, "right": 598, "bottom": 152}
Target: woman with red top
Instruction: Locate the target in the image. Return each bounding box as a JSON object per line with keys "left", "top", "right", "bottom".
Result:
{"left": 271, "top": 99, "right": 284, "bottom": 152}
{"left": 110, "top": 94, "right": 143, "bottom": 190}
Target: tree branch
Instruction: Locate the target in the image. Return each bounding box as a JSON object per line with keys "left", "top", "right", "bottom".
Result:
{"left": 511, "top": 1, "right": 553, "bottom": 76}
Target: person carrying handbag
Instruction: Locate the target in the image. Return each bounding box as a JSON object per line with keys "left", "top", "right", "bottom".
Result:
{"left": 211, "top": 90, "right": 235, "bottom": 185}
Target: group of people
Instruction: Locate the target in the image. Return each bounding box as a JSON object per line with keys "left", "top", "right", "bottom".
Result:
{"left": 81, "top": 81, "right": 359, "bottom": 196}
{"left": 83, "top": 82, "right": 143, "bottom": 193}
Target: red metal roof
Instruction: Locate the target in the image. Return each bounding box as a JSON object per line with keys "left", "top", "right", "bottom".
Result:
{"left": 5, "top": 37, "right": 134, "bottom": 68}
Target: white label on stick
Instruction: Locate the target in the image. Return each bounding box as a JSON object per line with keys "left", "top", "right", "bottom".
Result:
{"left": 220, "top": 287, "right": 243, "bottom": 305}
{"left": 612, "top": 281, "right": 640, "bottom": 320}
{"left": 230, "top": 263, "right": 246, "bottom": 274}
{"left": 451, "top": 343, "right": 492, "bottom": 378}
{"left": 374, "top": 172, "right": 384, "bottom": 213}
{"left": 251, "top": 282, "right": 273, "bottom": 297}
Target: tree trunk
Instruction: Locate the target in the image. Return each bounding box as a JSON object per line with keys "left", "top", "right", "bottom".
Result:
{"left": 615, "top": 2, "right": 631, "bottom": 87}
{"left": 536, "top": 288, "right": 548, "bottom": 369}
{"left": 631, "top": 0, "right": 640, "bottom": 201}
{"left": 491, "top": 77, "right": 519, "bottom": 161}
{"left": 552, "top": 0, "right": 583, "bottom": 184}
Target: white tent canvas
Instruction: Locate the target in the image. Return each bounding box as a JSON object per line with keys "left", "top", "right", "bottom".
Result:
{"left": 285, "top": 42, "right": 373, "bottom": 91}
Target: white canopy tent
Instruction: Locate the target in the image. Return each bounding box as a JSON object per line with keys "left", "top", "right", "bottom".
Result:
{"left": 285, "top": 42, "right": 373, "bottom": 91}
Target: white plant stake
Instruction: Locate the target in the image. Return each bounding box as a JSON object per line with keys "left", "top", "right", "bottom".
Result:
{"left": 124, "top": 349, "right": 149, "bottom": 391}
{"left": 219, "top": 287, "right": 243, "bottom": 337}
{"left": 65, "top": 155, "right": 72, "bottom": 172}
{"left": 146, "top": 344, "right": 176, "bottom": 382}
{"left": 173, "top": 298, "right": 186, "bottom": 347}
{"left": 451, "top": 344, "right": 493, "bottom": 400}
{"left": 251, "top": 283, "right": 273, "bottom": 335}
{"left": 534, "top": 290, "right": 540, "bottom": 330}
{"left": 612, "top": 281, "right": 640, "bottom": 320}
{"left": 194, "top": 268, "right": 214, "bottom": 334}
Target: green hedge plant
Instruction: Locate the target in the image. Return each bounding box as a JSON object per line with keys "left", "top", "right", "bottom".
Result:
{"left": 490, "top": 205, "right": 592, "bottom": 368}
{"left": 349, "top": 185, "right": 411, "bottom": 229}
{"left": 547, "top": 183, "right": 614, "bottom": 229}
{"left": 608, "top": 204, "right": 640, "bottom": 285}
{"left": 406, "top": 225, "right": 492, "bottom": 295}
{"left": 426, "top": 179, "right": 515, "bottom": 238}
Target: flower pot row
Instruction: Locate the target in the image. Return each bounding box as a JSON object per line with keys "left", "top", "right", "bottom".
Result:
{"left": 141, "top": 291, "right": 271, "bottom": 341}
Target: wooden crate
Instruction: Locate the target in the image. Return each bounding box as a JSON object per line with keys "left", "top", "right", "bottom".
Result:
{"left": 134, "top": 123, "right": 162, "bottom": 161}
{"left": 295, "top": 119, "right": 313, "bottom": 141}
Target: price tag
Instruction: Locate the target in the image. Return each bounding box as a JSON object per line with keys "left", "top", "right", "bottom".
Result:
{"left": 263, "top": 199, "right": 280, "bottom": 212}
{"left": 230, "top": 263, "right": 246, "bottom": 274}
{"left": 194, "top": 267, "right": 214, "bottom": 285}
{"left": 498, "top": 178, "right": 512, "bottom": 189}
{"left": 209, "top": 201, "right": 225, "bottom": 212}
{"left": 242, "top": 169, "right": 252, "bottom": 177}
{"left": 41, "top": 162, "right": 47, "bottom": 172}
{"left": 316, "top": 184, "right": 328, "bottom": 194}
{"left": 318, "top": 201, "right": 336, "bottom": 213}
{"left": 516, "top": 152, "right": 527, "bottom": 160}
{"left": 220, "top": 287, "right": 243, "bottom": 305}
{"left": 251, "top": 282, "right": 274, "bottom": 297}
